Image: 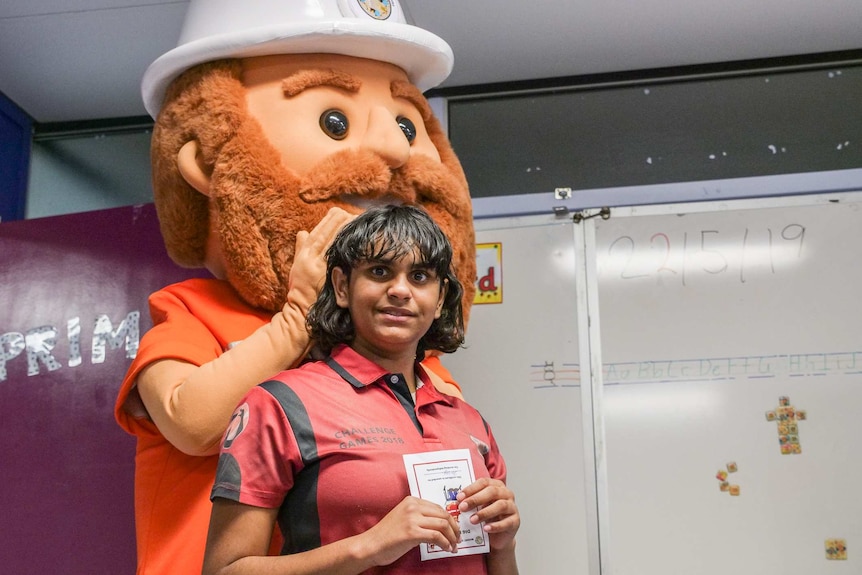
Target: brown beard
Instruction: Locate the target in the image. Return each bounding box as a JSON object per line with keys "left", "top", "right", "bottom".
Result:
{"left": 208, "top": 120, "right": 476, "bottom": 324}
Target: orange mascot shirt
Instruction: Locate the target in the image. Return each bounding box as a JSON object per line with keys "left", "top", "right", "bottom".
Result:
{"left": 115, "top": 277, "right": 458, "bottom": 575}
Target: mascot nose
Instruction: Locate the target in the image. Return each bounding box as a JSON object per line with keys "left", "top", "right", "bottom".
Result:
{"left": 362, "top": 106, "right": 411, "bottom": 169}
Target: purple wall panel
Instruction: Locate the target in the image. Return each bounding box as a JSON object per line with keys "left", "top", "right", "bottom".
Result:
{"left": 0, "top": 204, "right": 206, "bottom": 574}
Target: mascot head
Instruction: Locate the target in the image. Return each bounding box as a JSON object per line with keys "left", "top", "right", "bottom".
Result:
{"left": 143, "top": 0, "right": 476, "bottom": 322}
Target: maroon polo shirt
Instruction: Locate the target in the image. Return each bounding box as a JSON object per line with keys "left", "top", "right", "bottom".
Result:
{"left": 212, "top": 344, "right": 507, "bottom": 574}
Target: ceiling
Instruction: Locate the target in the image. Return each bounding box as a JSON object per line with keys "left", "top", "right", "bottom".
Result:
{"left": 1, "top": 0, "right": 861, "bottom": 125}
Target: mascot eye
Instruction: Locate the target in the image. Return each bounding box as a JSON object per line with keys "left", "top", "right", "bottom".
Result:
{"left": 320, "top": 109, "right": 349, "bottom": 140}
{"left": 397, "top": 116, "right": 417, "bottom": 143}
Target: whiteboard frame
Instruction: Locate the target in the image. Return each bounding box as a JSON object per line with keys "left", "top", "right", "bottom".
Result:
{"left": 575, "top": 216, "right": 611, "bottom": 575}
{"left": 471, "top": 168, "right": 862, "bottom": 219}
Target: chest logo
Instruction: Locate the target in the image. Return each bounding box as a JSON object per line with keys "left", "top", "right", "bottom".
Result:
{"left": 470, "top": 435, "right": 490, "bottom": 456}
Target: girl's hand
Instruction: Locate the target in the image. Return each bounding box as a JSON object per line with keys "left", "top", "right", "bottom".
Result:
{"left": 457, "top": 478, "right": 520, "bottom": 551}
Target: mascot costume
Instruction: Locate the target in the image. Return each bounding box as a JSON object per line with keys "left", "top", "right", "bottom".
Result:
{"left": 114, "top": 1, "right": 477, "bottom": 573}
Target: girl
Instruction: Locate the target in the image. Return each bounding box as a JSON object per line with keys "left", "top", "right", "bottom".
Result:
{"left": 203, "top": 205, "right": 520, "bottom": 574}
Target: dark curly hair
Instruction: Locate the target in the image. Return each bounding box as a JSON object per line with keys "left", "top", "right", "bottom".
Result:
{"left": 307, "top": 205, "right": 465, "bottom": 358}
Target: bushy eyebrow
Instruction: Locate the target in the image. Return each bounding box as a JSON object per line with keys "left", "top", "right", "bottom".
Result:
{"left": 281, "top": 72, "right": 431, "bottom": 124}
{"left": 390, "top": 80, "right": 433, "bottom": 122}
{"left": 282, "top": 69, "right": 362, "bottom": 97}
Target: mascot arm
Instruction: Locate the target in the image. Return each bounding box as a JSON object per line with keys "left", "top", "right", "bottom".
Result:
{"left": 137, "top": 209, "right": 353, "bottom": 456}
{"left": 136, "top": 309, "right": 304, "bottom": 456}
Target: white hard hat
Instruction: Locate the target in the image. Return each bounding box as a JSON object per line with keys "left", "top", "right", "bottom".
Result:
{"left": 141, "top": 0, "right": 454, "bottom": 117}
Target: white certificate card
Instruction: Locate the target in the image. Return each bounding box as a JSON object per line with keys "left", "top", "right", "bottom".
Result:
{"left": 402, "top": 448, "right": 491, "bottom": 560}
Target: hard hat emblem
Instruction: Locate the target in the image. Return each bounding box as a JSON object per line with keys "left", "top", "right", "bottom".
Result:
{"left": 346, "top": 0, "right": 393, "bottom": 20}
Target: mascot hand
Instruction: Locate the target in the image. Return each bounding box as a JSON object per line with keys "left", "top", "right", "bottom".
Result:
{"left": 279, "top": 207, "right": 355, "bottom": 367}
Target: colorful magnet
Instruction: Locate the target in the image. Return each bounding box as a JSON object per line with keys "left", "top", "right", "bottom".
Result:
{"left": 715, "top": 462, "right": 740, "bottom": 495}
{"left": 767, "top": 396, "right": 806, "bottom": 455}
{"left": 825, "top": 538, "right": 847, "bottom": 560}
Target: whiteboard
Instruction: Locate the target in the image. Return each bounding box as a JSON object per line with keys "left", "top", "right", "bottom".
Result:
{"left": 595, "top": 192, "right": 862, "bottom": 574}
{"left": 442, "top": 215, "right": 591, "bottom": 575}
{"left": 444, "top": 191, "right": 862, "bottom": 574}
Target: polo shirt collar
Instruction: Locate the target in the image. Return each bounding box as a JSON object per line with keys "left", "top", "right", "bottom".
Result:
{"left": 326, "top": 344, "right": 454, "bottom": 407}
{"left": 326, "top": 344, "right": 388, "bottom": 388}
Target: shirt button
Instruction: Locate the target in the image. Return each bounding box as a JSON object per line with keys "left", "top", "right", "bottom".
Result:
{"left": 390, "top": 375, "right": 400, "bottom": 384}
